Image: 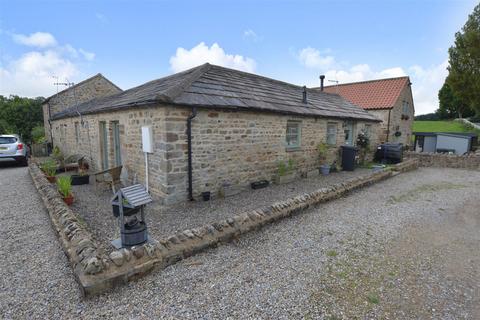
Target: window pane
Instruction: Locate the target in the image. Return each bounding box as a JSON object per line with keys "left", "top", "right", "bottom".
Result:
{"left": 286, "top": 122, "right": 300, "bottom": 148}
{"left": 327, "top": 123, "right": 337, "bottom": 145}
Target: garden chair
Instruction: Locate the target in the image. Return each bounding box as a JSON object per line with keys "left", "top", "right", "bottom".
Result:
{"left": 94, "top": 165, "right": 123, "bottom": 193}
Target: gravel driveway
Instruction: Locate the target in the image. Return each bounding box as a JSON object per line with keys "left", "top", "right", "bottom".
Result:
{"left": 1, "top": 166, "right": 479, "bottom": 319}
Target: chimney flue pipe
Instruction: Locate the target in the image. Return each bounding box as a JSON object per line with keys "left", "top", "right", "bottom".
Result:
{"left": 302, "top": 86, "right": 307, "bottom": 103}
{"left": 319, "top": 75, "right": 325, "bottom": 91}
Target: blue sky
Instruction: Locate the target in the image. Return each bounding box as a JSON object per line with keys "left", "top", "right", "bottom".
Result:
{"left": 0, "top": 0, "right": 477, "bottom": 114}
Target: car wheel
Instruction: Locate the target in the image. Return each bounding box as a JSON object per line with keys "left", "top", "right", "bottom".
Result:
{"left": 20, "top": 157, "right": 28, "bottom": 167}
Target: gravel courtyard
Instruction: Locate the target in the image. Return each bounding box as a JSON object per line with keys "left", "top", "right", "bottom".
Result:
{"left": 1, "top": 165, "right": 479, "bottom": 319}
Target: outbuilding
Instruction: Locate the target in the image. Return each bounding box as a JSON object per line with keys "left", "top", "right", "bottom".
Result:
{"left": 413, "top": 132, "right": 477, "bottom": 155}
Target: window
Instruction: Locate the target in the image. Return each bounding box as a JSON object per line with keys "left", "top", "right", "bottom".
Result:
{"left": 74, "top": 122, "right": 80, "bottom": 143}
{"left": 286, "top": 121, "right": 301, "bottom": 149}
{"left": 364, "top": 124, "right": 371, "bottom": 137}
{"left": 402, "top": 101, "right": 409, "bottom": 115}
{"left": 326, "top": 122, "right": 337, "bottom": 146}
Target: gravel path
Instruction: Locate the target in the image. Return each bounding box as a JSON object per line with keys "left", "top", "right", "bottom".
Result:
{"left": 2, "top": 166, "right": 479, "bottom": 319}
{"left": 0, "top": 165, "right": 81, "bottom": 319}
{"left": 72, "top": 168, "right": 371, "bottom": 250}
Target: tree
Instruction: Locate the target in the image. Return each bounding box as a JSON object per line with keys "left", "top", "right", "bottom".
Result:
{"left": 437, "top": 81, "right": 473, "bottom": 119}
{"left": 447, "top": 3, "right": 480, "bottom": 116}
{"left": 0, "top": 95, "right": 44, "bottom": 142}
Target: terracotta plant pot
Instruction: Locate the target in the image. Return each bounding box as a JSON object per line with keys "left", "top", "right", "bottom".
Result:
{"left": 62, "top": 194, "right": 74, "bottom": 206}
{"left": 46, "top": 176, "right": 57, "bottom": 183}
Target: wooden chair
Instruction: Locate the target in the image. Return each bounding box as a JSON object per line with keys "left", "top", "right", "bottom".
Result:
{"left": 94, "top": 165, "right": 123, "bottom": 193}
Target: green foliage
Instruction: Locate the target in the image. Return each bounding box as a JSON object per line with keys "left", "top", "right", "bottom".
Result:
{"left": 277, "top": 158, "right": 295, "bottom": 176}
{"left": 413, "top": 120, "right": 479, "bottom": 133}
{"left": 40, "top": 160, "right": 57, "bottom": 177}
{"left": 414, "top": 113, "right": 440, "bottom": 121}
{"left": 367, "top": 293, "right": 380, "bottom": 304}
{"left": 0, "top": 95, "right": 44, "bottom": 142}
{"left": 52, "top": 146, "right": 65, "bottom": 167}
{"left": 31, "top": 125, "right": 46, "bottom": 143}
{"left": 317, "top": 142, "right": 329, "bottom": 161}
{"left": 56, "top": 176, "right": 72, "bottom": 197}
{"left": 356, "top": 131, "right": 370, "bottom": 148}
{"left": 437, "top": 81, "right": 473, "bottom": 119}
{"left": 447, "top": 3, "right": 480, "bottom": 117}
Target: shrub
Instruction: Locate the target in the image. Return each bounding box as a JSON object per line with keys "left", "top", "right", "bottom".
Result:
{"left": 57, "top": 176, "right": 72, "bottom": 197}
{"left": 31, "top": 125, "right": 45, "bottom": 143}
{"left": 318, "top": 142, "right": 329, "bottom": 162}
{"left": 278, "top": 159, "right": 295, "bottom": 176}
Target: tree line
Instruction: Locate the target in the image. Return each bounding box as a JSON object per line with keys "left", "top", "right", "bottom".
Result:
{"left": 436, "top": 3, "right": 480, "bottom": 120}
{"left": 0, "top": 95, "right": 45, "bottom": 143}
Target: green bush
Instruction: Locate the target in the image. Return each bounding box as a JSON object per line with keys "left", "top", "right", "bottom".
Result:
{"left": 278, "top": 159, "right": 295, "bottom": 176}
{"left": 57, "top": 176, "right": 72, "bottom": 197}
{"left": 31, "top": 125, "right": 45, "bottom": 143}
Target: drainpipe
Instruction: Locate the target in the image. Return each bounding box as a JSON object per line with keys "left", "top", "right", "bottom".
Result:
{"left": 47, "top": 102, "right": 54, "bottom": 151}
{"left": 187, "top": 107, "right": 197, "bottom": 201}
{"left": 386, "top": 109, "right": 391, "bottom": 142}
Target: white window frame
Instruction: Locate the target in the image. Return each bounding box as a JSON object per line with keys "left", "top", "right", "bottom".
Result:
{"left": 286, "top": 121, "right": 301, "bottom": 150}
{"left": 326, "top": 122, "right": 337, "bottom": 146}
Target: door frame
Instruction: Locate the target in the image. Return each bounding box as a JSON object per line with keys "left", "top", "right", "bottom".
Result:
{"left": 99, "top": 121, "right": 109, "bottom": 169}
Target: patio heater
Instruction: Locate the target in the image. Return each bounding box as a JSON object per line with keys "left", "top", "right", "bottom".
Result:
{"left": 111, "top": 184, "right": 152, "bottom": 248}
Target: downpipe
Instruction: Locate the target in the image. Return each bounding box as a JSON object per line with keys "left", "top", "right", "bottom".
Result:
{"left": 187, "top": 107, "right": 197, "bottom": 201}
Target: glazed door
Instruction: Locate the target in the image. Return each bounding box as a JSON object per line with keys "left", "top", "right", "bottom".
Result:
{"left": 99, "top": 121, "right": 109, "bottom": 169}
{"left": 112, "top": 121, "right": 122, "bottom": 166}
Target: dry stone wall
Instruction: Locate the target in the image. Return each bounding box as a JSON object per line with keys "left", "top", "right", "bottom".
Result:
{"left": 405, "top": 151, "right": 480, "bottom": 170}
{"left": 30, "top": 159, "right": 418, "bottom": 297}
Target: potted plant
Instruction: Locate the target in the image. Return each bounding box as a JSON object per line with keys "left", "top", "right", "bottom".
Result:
{"left": 41, "top": 160, "right": 57, "bottom": 183}
{"left": 318, "top": 142, "right": 331, "bottom": 175}
{"left": 57, "top": 176, "right": 74, "bottom": 205}
{"left": 275, "top": 158, "right": 296, "bottom": 184}
{"left": 52, "top": 146, "right": 66, "bottom": 172}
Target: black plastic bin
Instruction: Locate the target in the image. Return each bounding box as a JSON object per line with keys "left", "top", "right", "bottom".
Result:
{"left": 341, "top": 145, "right": 358, "bottom": 171}
{"left": 374, "top": 143, "right": 403, "bottom": 164}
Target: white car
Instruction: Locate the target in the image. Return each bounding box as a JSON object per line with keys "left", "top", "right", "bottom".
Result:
{"left": 0, "top": 134, "right": 28, "bottom": 166}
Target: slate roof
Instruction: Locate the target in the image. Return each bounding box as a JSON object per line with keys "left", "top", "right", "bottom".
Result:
{"left": 44, "top": 73, "right": 122, "bottom": 103}
{"left": 320, "top": 76, "right": 411, "bottom": 110}
{"left": 52, "top": 64, "right": 379, "bottom": 122}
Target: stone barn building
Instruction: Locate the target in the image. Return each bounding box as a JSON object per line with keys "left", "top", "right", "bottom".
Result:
{"left": 43, "top": 73, "right": 122, "bottom": 144}
{"left": 321, "top": 76, "right": 414, "bottom": 147}
{"left": 49, "top": 64, "right": 380, "bottom": 204}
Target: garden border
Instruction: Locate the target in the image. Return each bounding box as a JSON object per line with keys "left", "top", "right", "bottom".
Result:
{"left": 29, "top": 159, "right": 419, "bottom": 297}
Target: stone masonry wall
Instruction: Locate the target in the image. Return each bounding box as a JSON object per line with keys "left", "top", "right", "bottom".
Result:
{"left": 29, "top": 158, "right": 418, "bottom": 296}
{"left": 405, "top": 151, "right": 480, "bottom": 170}
{"left": 366, "top": 85, "right": 414, "bottom": 147}
{"left": 50, "top": 104, "right": 380, "bottom": 204}
{"left": 160, "top": 106, "right": 380, "bottom": 204}
{"left": 43, "top": 75, "right": 121, "bottom": 142}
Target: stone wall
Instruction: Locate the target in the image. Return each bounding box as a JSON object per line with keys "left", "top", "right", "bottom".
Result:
{"left": 366, "top": 85, "right": 414, "bottom": 146}
{"left": 29, "top": 158, "right": 418, "bottom": 297}
{"left": 50, "top": 105, "right": 380, "bottom": 204}
{"left": 44, "top": 74, "right": 122, "bottom": 143}
{"left": 405, "top": 151, "right": 480, "bottom": 170}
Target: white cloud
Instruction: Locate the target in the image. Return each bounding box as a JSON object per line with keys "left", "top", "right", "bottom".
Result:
{"left": 12, "top": 32, "right": 57, "bottom": 48}
{"left": 298, "top": 45, "right": 447, "bottom": 114}
{"left": 0, "top": 50, "right": 78, "bottom": 97}
{"left": 79, "top": 48, "right": 95, "bottom": 61}
{"left": 298, "top": 47, "right": 335, "bottom": 69}
{"left": 243, "top": 29, "right": 261, "bottom": 42}
{"left": 1, "top": 32, "right": 96, "bottom": 97}
{"left": 408, "top": 60, "right": 448, "bottom": 115}
{"left": 169, "top": 42, "right": 256, "bottom": 73}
